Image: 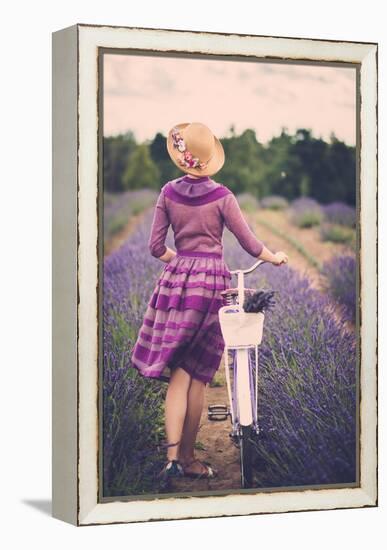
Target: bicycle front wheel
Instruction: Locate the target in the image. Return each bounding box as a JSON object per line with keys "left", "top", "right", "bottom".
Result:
{"left": 239, "top": 424, "right": 254, "bottom": 488}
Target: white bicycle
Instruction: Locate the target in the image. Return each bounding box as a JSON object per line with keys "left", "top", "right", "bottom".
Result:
{"left": 208, "top": 259, "right": 268, "bottom": 489}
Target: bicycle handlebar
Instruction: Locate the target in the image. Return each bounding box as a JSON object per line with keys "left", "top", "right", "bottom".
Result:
{"left": 229, "top": 259, "right": 266, "bottom": 276}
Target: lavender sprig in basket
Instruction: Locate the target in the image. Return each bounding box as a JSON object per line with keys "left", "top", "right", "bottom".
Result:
{"left": 243, "top": 289, "right": 277, "bottom": 313}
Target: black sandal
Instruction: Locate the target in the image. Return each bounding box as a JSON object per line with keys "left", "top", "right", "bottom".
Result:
{"left": 158, "top": 440, "right": 185, "bottom": 481}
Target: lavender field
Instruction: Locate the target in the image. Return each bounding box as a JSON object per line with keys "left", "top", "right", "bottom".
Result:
{"left": 104, "top": 189, "right": 157, "bottom": 245}
{"left": 223, "top": 233, "right": 357, "bottom": 488}
{"left": 103, "top": 212, "right": 170, "bottom": 496}
{"left": 103, "top": 204, "right": 357, "bottom": 496}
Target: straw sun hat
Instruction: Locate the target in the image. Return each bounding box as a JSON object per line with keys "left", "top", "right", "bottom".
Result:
{"left": 166, "top": 122, "right": 225, "bottom": 177}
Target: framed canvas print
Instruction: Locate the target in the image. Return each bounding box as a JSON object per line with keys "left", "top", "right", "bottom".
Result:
{"left": 52, "top": 24, "right": 378, "bottom": 526}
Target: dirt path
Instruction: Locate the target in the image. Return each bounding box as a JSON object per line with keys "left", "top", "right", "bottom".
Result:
{"left": 250, "top": 209, "right": 352, "bottom": 291}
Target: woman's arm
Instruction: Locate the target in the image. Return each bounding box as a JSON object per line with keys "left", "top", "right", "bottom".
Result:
{"left": 148, "top": 189, "right": 175, "bottom": 261}
{"left": 221, "top": 193, "right": 264, "bottom": 257}
{"left": 221, "top": 193, "right": 288, "bottom": 265}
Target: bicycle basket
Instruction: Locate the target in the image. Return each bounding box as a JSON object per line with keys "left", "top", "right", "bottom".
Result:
{"left": 218, "top": 306, "right": 264, "bottom": 347}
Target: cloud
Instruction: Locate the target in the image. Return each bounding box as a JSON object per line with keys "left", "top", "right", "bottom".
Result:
{"left": 238, "top": 68, "right": 251, "bottom": 80}
{"left": 253, "top": 83, "right": 296, "bottom": 103}
{"left": 253, "top": 85, "right": 268, "bottom": 97}
{"left": 103, "top": 55, "right": 356, "bottom": 145}
{"left": 334, "top": 100, "right": 356, "bottom": 109}
{"left": 257, "top": 63, "right": 332, "bottom": 83}
{"left": 104, "top": 56, "right": 178, "bottom": 98}
{"left": 205, "top": 63, "right": 227, "bottom": 76}
{"left": 148, "top": 66, "right": 176, "bottom": 94}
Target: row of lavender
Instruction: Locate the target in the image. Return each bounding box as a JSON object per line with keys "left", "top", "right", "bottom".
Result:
{"left": 289, "top": 197, "right": 356, "bottom": 249}
{"left": 290, "top": 197, "right": 357, "bottom": 324}
{"left": 259, "top": 195, "right": 356, "bottom": 227}
{"left": 249, "top": 193, "right": 357, "bottom": 484}
{"left": 240, "top": 193, "right": 356, "bottom": 246}
{"left": 105, "top": 190, "right": 356, "bottom": 244}
{"left": 103, "top": 213, "right": 172, "bottom": 496}
{"left": 103, "top": 213, "right": 357, "bottom": 495}
{"left": 224, "top": 230, "right": 357, "bottom": 487}
{"left": 104, "top": 190, "right": 356, "bottom": 325}
{"left": 104, "top": 189, "right": 157, "bottom": 245}
{"left": 240, "top": 193, "right": 357, "bottom": 324}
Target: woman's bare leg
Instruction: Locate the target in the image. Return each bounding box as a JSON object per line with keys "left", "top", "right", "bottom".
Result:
{"left": 165, "top": 367, "right": 191, "bottom": 461}
{"left": 178, "top": 378, "right": 207, "bottom": 471}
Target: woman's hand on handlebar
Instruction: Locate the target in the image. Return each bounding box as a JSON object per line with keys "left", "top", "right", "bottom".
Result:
{"left": 257, "top": 245, "right": 288, "bottom": 266}
{"left": 272, "top": 251, "right": 289, "bottom": 266}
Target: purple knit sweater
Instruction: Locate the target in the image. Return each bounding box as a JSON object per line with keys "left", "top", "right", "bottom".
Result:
{"left": 148, "top": 174, "right": 264, "bottom": 259}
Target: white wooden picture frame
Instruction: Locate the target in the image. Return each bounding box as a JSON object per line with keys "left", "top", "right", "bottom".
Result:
{"left": 52, "top": 23, "right": 378, "bottom": 526}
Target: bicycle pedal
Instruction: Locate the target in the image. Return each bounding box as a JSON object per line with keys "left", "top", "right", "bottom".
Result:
{"left": 208, "top": 404, "right": 228, "bottom": 412}
{"left": 208, "top": 404, "right": 230, "bottom": 421}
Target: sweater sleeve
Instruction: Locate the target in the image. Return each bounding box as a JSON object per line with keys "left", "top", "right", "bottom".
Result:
{"left": 148, "top": 189, "right": 170, "bottom": 258}
{"left": 221, "top": 192, "right": 264, "bottom": 257}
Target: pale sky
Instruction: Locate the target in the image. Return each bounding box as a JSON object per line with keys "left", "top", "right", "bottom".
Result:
{"left": 103, "top": 53, "right": 356, "bottom": 146}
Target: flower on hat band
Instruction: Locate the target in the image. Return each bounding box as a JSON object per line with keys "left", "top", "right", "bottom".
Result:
{"left": 171, "top": 126, "right": 209, "bottom": 170}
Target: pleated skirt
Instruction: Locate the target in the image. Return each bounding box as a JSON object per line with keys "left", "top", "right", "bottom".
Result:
{"left": 130, "top": 251, "right": 231, "bottom": 384}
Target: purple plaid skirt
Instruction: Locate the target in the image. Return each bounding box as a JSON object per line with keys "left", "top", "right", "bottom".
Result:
{"left": 131, "top": 251, "right": 231, "bottom": 384}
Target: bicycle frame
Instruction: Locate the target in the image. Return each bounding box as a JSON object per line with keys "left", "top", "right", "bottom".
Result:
{"left": 219, "top": 259, "right": 266, "bottom": 431}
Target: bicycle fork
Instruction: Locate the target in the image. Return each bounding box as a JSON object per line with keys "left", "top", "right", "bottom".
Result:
{"left": 224, "top": 345, "right": 259, "bottom": 433}
{"left": 236, "top": 348, "right": 252, "bottom": 426}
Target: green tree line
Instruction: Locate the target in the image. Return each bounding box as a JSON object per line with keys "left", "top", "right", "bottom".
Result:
{"left": 103, "top": 126, "right": 356, "bottom": 205}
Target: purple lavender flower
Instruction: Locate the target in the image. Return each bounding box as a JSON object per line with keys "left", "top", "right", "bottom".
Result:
{"left": 102, "top": 210, "right": 357, "bottom": 495}
{"left": 104, "top": 189, "right": 158, "bottom": 243}
{"left": 322, "top": 201, "right": 356, "bottom": 228}
{"left": 260, "top": 195, "right": 289, "bottom": 210}
{"left": 103, "top": 210, "right": 173, "bottom": 496}
{"left": 224, "top": 229, "right": 357, "bottom": 487}
{"left": 320, "top": 254, "right": 356, "bottom": 324}
{"left": 289, "top": 197, "right": 324, "bottom": 228}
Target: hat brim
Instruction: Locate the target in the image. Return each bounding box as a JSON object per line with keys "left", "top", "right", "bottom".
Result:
{"left": 166, "top": 122, "right": 225, "bottom": 177}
